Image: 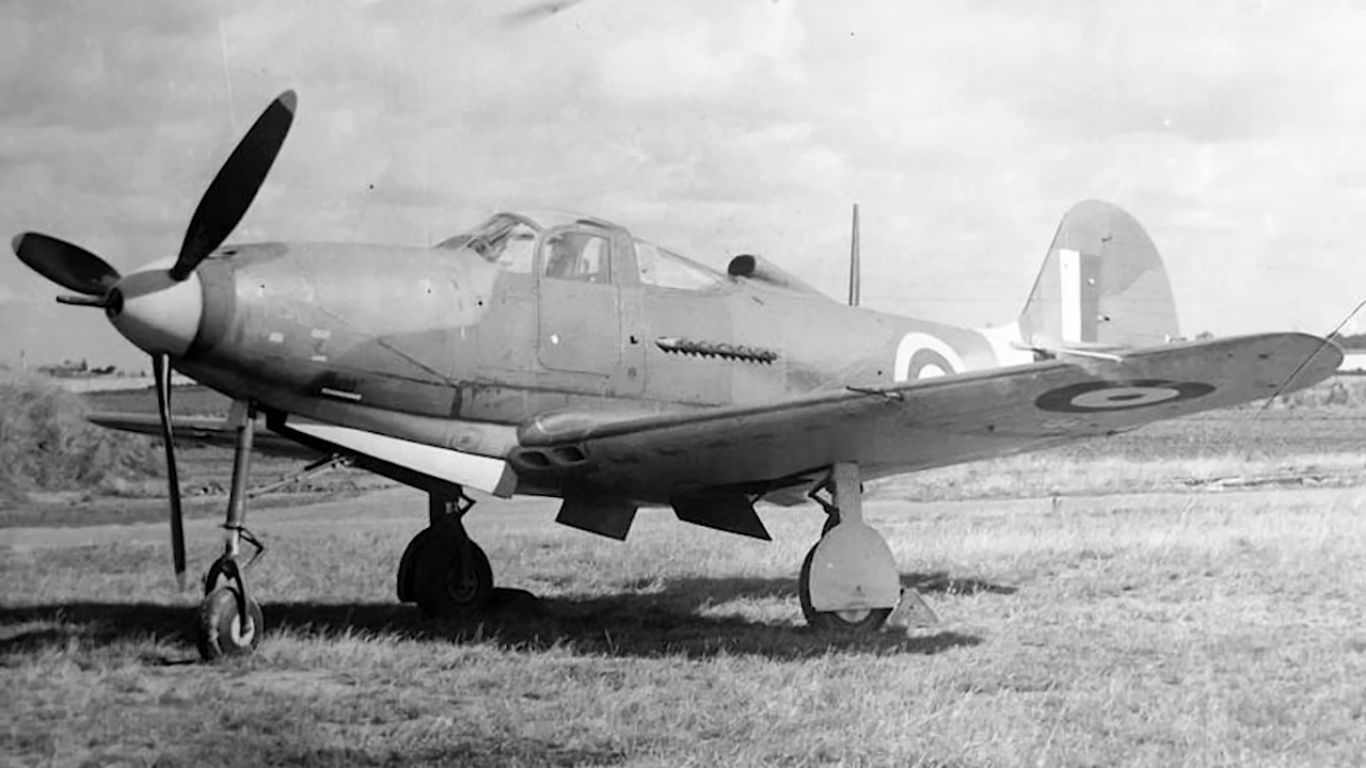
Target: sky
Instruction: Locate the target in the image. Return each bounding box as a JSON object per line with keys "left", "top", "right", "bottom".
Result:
{"left": 4, "top": 0, "right": 1366, "bottom": 370}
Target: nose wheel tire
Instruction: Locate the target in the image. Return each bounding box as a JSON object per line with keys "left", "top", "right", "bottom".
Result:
{"left": 798, "top": 544, "right": 892, "bottom": 633}
{"left": 410, "top": 534, "right": 494, "bottom": 618}
{"left": 197, "top": 586, "right": 264, "bottom": 660}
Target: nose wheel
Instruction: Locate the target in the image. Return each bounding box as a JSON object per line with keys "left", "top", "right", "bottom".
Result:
{"left": 194, "top": 402, "right": 266, "bottom": 662}
{"left": 198, "top": 584, "right": 264, "bottom": 659}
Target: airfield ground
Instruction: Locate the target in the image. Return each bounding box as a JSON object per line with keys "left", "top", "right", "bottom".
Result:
{"left": 2, "top": 389, "right": 1365, "bottom": 766}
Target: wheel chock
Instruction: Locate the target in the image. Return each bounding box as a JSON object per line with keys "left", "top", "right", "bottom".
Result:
{"left": 887, "top": 588, "right": 940, "bottom": 630}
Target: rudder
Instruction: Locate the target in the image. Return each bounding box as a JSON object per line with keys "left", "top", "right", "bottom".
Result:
{"left": 1018, "top": 200, "right": 1179, "bottom": 349}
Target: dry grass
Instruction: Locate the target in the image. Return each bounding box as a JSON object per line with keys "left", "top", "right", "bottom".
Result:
{"left": 0, "top": 378, "right": 381, "bottom": 525}
{"left": 876, "top": 452, "right": 1366, "bottom": 501}
{"left": 3, "top": 384, "right": 1364, "bottom": 765}
{"left": 4, "top": 486, "right": 1366, "bottom": 766}
{"left": 0, "top": 372, "right": 160, "bottom": 503}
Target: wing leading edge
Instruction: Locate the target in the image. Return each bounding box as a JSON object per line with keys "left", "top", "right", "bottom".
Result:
{"left": 86, "top": 412, "right": 519, "bottom": 498}
{"left": 85, "top": 412, "right": 318, "bottom": 459}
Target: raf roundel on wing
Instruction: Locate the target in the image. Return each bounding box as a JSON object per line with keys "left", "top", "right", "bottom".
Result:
{"left": 1035, "top": 380, "right": 1217, "bottom": 413}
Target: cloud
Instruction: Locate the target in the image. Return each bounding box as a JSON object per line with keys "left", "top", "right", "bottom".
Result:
{"left": 4, "top": 0, "right": 1366, "bottom": 366}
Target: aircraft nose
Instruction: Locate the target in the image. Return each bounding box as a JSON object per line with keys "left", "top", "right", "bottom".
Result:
{"left": 106, "top": 262, "right": 204, "bottom": 357}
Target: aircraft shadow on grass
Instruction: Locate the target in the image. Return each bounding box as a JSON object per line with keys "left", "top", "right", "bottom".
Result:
{"left": 0, "top": 571, "right": 1015, "bottom": 662}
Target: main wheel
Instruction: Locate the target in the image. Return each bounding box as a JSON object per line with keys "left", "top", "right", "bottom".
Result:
{"left": 798, "top": 544, "right": 892, "bottom": 633}
{"left": 396, "top": 527, "right": 439, "bottom": 603}
{"left": 197, "top": 586, "right": 264, "bottom": 661}
{"left": 410, "top": 533, "right": 494, "bottom": 618}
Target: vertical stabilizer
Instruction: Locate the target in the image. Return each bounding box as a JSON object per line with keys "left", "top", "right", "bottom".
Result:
{"left": 1018, "top": 200, "right": 1179, "bottom": 349}
{"left": 848, "top": 203, "right": 861, "bottom": 307}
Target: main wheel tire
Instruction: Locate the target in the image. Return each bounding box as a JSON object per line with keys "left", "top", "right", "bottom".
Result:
{"left": 798, "top": 544, "right": 892, "bottom": 633}
{"left": 197, "top": 586, "right": 264, "bottom": 661}
{"left": 396, "top": 527, "right": 440, "bottom": 603}
{"left": 411, "top": 534, "right": 494, "bottom": 619}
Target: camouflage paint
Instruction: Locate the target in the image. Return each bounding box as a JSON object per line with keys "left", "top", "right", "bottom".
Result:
{"left": 165, "top": 203, "right": 1333, "bottom": 508}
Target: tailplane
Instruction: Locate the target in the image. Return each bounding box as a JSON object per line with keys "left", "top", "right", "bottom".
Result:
{"left": 1018, "top": 200, "right": 1179, "bottom": 349}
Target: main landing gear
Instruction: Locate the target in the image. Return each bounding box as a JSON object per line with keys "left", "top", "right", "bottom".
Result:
{"left": 396, "top": 489, "right": 495, "bottom": 618}
{"left": 798, "top": 462, "right": 906, "bottom": 633}
{"left": 196, "top": 403, "right": 267, "bottom": 660}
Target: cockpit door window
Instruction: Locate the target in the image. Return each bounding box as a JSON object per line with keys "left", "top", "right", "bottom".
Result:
{"left": 536, "top": 227, "right": 620, "bottom": 375}
{"left": 542, "top": 230, "right": 611, "bottom": 284}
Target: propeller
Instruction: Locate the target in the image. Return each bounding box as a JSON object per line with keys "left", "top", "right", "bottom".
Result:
{"left": 12, "top": 232, "right": 120, "bottom": 298}
{"left": 153, "top": 353, "right": 187, "bottom": 590}
{"left": 12, "top": 89, "right": 298, "bottom": 298}
{"left": 10, "top": 90, "right": 299, "bottom": 587}
{"left": 171, "top": 90, "right": 297, "bottom": 280}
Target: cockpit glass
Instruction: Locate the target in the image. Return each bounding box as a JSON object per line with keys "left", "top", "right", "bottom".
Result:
{"left": 438, "top": 213, "right": 539, "bottom": 273}
{"left": 635, "top": 240, "right": 721, "bottom": 291}
{"left": 440, "top": 213, "right": 718, "bottom": 287}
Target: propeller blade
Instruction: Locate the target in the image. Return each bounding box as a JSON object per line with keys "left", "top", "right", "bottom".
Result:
{"left": 153, "top": 353, "right": 187, "bottom": 590}
{"left": 12, "top": 232, "right": 120, "bottom": 296}
{"left": 171, "top": 90, "right": 297, "bottom": 281}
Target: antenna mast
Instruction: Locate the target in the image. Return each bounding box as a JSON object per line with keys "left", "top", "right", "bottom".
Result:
{"left": 847, "top": 203, "right": 861, "bottom": 307}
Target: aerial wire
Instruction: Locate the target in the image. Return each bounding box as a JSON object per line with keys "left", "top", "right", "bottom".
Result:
{"left": 1254, "top": 298, "right": 1362, "bottom": 419}
{"left": 216, "top": 12, "right": 239, "bottom": 135}
{"left": 1234, "top": 298, "right": 1363, "bottom": 467}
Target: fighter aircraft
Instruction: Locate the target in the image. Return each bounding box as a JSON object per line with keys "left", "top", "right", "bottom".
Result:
{"left": 12, "top": 91, "right": 1343, "bottom": 660}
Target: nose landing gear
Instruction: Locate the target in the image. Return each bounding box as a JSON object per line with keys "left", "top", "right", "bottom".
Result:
{"left": 196, "top": 403, "right": 267, "bottom": 661}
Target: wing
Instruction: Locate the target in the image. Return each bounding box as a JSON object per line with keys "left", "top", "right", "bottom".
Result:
{"left": 513, "top": 333, "right": 1341, "bottom": 501}
{"left": 89, "top": 411, "right": 520, "bottom": 497}
{"left": 86, "top": 412, "right": 320, "bottom": 459}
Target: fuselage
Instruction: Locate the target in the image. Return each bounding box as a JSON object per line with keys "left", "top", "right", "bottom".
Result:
{"left": 165, "top": 212, "right": 1034, "bottom": 498}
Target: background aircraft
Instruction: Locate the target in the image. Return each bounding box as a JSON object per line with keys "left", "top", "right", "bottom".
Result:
{"left": 12, "top": 91, "right": 1342, "bottom": 660}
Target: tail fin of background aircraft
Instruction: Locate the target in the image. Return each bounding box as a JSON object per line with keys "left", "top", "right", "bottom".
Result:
{"left": 1017, "top": 200, "right": 1180, "bottom": 349}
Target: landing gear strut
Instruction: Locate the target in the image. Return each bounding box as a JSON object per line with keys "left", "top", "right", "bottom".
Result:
{"left": 397, "top": 489, "right": 494, "bottom": 618}
{"left": 798, "top": 463, "right": 900, "bottom": 633}
{"left": 196, "top": 403, "right": 266, "bottom": 660}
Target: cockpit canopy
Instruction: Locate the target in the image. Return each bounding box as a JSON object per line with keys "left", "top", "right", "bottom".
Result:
{"left": 437, "top": 211, "right": 723, "bottom": 292}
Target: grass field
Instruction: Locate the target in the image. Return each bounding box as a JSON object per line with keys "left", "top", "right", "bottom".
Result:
{"left": 3, "top": 385, "right": 1366, "bottom": 765}
{"left": 4, "top": 484, "right": 1366, "bottom": 766}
